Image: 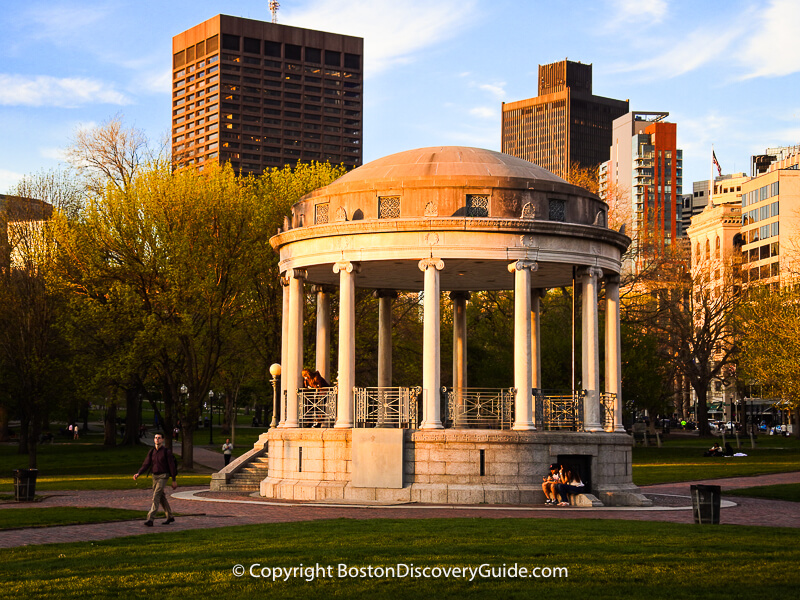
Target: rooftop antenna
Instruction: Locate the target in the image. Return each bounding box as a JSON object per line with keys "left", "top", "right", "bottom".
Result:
{"left": 269, "top": 1, "right": 280, "bottom": 23}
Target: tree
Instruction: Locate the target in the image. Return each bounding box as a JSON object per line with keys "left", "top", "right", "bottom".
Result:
{"left": 739, "top": 286, "right": 800, "bottom": 437}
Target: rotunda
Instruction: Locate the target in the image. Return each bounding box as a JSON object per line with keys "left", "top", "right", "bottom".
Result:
{"left": 257, "top": 146, "right": 650, "bottom": 506}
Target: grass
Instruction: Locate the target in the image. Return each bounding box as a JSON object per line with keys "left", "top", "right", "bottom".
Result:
{"left": 632, "top": 435, "right": 800, "bottom": 486}
{"left": 0, "top": 518, "right": 798, "bottom": 599}
{"left": 0, "top": 443, "right": 211, "bottom": 492}
{"left": 724, "top": 482, "right": 800, "bottom": 503}
{"left": 0, "top": 507, "right": 145, "bottom": 530}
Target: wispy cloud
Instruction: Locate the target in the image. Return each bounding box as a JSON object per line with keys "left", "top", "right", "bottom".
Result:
{"left": 737, "top": 0, "right": 800, "bottom": 79}
{"left": 0, "top": 168, "right": 25, "bottom": 194}
{"left": 604, "top": 0, "right": 667, "bottom": 31}
{"left": 469, "top": 106, "right": 497, "bottom": 119}
{"left": 19, "top": 2, "right": 112, "bottom": 45}
{"left": 476, "top": 82, "right": 506, "bottom": 101}
{"left": 284, "top": 0, "right": 479, "bottom": 75}
{"left": 0, "top": 74, "right": 131, "bottom": 107}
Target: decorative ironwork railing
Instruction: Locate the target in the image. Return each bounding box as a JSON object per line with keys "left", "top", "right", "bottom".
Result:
{"left": 299, "top": 387, "right": 337, "bottom": 427}
{"left": 600, "top": 392, "right": 616, "bottom": 431}
{"left": 441, "top": 387, "right": 515, "bottom": 429}
{"left": 538, "top": 390, "right": 585, "bottom": 431}
{"left": 355, "top": 387, "right": 421, "bottom": 428}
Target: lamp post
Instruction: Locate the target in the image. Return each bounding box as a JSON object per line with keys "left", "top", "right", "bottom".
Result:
{"left": 208, "top": 390, "right": 214, "bottom": 445}
{"left": 270, "top": 363, "right": 282, "bottom": 428}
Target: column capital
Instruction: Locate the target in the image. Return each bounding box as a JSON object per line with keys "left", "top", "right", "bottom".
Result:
{"left": 604, "top": 273, "right": 621, "bottom": 286}
{"left": 507, "top": 260, "right": 538, "bottom": 274}
{"left": 418, "top": 258, "right": 444, "bottom": 272}
{"left": 576, "top": 266, "right": 603, "bottom": 280}
{"left": 374, "top": 289, "right": 399, "bottom": 299}
{"left": 313, "top": 284, "right": 337, "bottom": 294}
{"left": 280, "top": 274, "right": 290, "bottom": 287}
{"left": 449, "top": 291, "right": 471, "bottom": 302}
{"left": 333, "top": 261, "right": 360, "bottom": 275}
{"left": 287, "top": 268, "right": 307, "bottom": 280}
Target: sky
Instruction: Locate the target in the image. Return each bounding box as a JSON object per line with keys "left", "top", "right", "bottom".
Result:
{"left": 1, "top": 0, "right": 799, "bottom": 194}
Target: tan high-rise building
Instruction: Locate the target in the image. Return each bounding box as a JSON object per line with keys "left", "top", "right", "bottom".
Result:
{"left": 501, "top": 60, "right": 628, "bottom": 181}
{"left": 172, "top": 14, "right": 363, "bottom": 175}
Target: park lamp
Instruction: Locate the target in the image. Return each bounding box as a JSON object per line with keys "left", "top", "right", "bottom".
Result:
{"left": 270, "top": 363, "right": 281, "bottom": 428}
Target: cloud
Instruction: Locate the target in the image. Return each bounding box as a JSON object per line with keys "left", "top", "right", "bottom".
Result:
{"left": 604, "top": 0, "right": 667, "bottom": 31}
{"left": 477, "top": 83, "right": 506, "bottom": 101}
{"left": 469, "top": 107, "right": 497, "bottom": 119}
{"left": 284, "top": 0, "right": 479, "bottom": 75}
{"left": 737, "top": 0, "right": 800, "bottom": 79}
{"left": 0, "top": 168, "right": 25, "bottom": 195}
{"left": 19, "top": 2, "right": 112, "bottom": 45}
{"left": 0, "top": 74, "right": 131, "bottom": 107}
{"left": 132, "top": 68, "right": 172, "bottom": 95}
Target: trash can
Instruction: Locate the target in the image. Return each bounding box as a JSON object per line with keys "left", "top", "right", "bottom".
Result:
{"left": 690, "top": 484, "right": 721, "bottom": 524}
{"left": 13, "top": 469, "right": 38, "bottom": 502}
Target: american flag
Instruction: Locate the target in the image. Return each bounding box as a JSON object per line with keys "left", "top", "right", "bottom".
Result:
{"left": 712, "top": 150, "right": 722, "bottom": 177}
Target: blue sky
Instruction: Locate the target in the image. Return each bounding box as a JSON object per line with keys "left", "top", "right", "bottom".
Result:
{"left": 1, "top": 0, "right": 799, "bottom": 194}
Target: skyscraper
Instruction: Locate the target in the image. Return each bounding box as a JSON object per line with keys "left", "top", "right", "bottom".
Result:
{"left": 599, "top": 112, "right": 682, "bottom": 248}
{"left": 172, "top": 14, "right": 363, "bottom": 175}
{"left": 501, "top": 60, "right": 628, "bottom": 181}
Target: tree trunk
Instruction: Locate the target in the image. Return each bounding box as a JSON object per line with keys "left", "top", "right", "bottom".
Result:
{"left": 80, "top": 401, "right": 89, "bottom": 433}
{"left": 0, "top": 405, "right": 9, "bottom": 442}
{"left": 103, "top": 402, "right": 117, "bottom": 446}
{"left": 181, "top": 422, "right": 195, "bottom": 469}
{"left": 18, "top": 414, "right": 29, "bottom": 455}
{"left": 122, "top": 387, "right": 141, "bottom": 445}
{"left": 695, "top": 384, "right": 711, "bottom": 436}
{"left": 27, "top": 417, "right": 38, "bottom": 469}
{"left": 793, "top": 406, "right": 800, "bottom": 440}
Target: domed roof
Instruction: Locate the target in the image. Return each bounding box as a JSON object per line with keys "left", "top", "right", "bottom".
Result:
{"left": 329, "top": 146, "right": 568, "bottom": 189}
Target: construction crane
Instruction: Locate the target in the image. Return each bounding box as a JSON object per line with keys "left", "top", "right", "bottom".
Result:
{"left": 269, "top": 1, "right": 280, "bottom": 23}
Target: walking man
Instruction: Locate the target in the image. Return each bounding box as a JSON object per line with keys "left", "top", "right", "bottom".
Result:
{"left": 222, "top": 438, "right": 233, "bottom": 466}
{"left": 133, "top": 433, "right": 178, "bottom": 526}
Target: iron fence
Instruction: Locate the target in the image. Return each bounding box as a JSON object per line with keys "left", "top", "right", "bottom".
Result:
{"left": 441, "top": 387, "right": 515, "bottom": 429}
{"left": 299, "top": 387, "right": 337, "bottom": 427}
{"left": 600, "top": 392, "right": 616, "bottom": 431}
{"left": 538, "top": 390, "right": 585, "bottom": 431}
{"left": 354, "top": 387, "right": 420, "bottom": 428}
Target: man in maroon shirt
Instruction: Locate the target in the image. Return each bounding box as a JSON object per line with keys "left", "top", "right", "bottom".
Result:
{"left": 134, "top": 433, "right": 178, "bottom": 526}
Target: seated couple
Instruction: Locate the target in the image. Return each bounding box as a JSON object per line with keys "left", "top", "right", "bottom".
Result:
{"left": 542, "top": 463, "right": 585, "bottom": 506}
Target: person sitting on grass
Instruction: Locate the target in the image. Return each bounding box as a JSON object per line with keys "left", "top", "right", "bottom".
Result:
{"left": 555, "top": 465, "right": 585, "bottom": 506}
{"left": 704, "top": 443, "right": 723, "bottom": 457}
{"left": 541, "top": 463, "right": 562, "bottom": 505}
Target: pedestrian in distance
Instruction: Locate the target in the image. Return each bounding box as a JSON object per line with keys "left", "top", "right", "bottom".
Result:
{"left": 133, "top": 433, "right": 178, "bottom": 526}
{"left": 222, "top": 438, "right": 233, "bottom": 466}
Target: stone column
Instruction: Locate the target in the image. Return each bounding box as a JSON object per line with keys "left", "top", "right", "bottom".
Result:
{"left": 375, "top": 290, "right": 398, "bottom": 388}
{"left": 283, "top": 268, "right": 306, "bottom": 428}
{"left": 279, "top": 275, "right": 289, "bottom": 426}
{"left": 419, "top": 259, "right": 444, "bottom": 429}
{"left": 531, "top": 288, "right": 545, "bottom": 391}
{"left": 605, "top": 275, "right": 625, "bottom": 432}
{"left": 449, "top": 291, "right": 470, "bottom": 390}
{"left": 314, "top": 285, "right": 333, "bottom": 382}
{"left": 578, "top": 266, "right": 603, "bottom": 432}
{"left": 509, "top": 260, "right": 538, "bottom": 430}
{"left": 334, "top": 261, "right": 359, "bottom": 428}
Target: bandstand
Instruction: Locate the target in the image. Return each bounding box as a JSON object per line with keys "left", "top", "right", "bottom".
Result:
{"left": 258, "top": 146, "right": 650, "bottom": 506}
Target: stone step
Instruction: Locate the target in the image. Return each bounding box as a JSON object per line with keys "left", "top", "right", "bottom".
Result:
{"left": 216, "top": 483, "right": 259, "bottom": 492}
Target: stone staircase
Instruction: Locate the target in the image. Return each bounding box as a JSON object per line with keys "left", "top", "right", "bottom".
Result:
{"left": 210, "top": 435, "right": 270, "bottom": 492}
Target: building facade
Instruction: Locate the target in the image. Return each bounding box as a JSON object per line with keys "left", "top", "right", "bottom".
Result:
{"left": 599, "top": 112, "right": 683, "bottom": 253}
{"left": 172, "top": 14, "right": 363, "bottom": 175}
{"left": 501, "top": 60, "right": 628, "bottom": 181}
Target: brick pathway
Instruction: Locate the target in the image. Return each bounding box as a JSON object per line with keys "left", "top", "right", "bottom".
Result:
{"left": 1, "top": 471, "right": 797, "bottom": 548}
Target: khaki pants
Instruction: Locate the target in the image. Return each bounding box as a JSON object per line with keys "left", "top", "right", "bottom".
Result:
{"left": 147, "top": 473, "right": 173, "bottom": 520}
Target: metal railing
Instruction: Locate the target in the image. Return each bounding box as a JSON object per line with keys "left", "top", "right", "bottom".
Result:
{"left": 600, "top": 392, "right": 616, "bottom": 431}
{"left": 538, "top": 390, "right": 585, "bottom": 431}
{"left": 299, "top": 387, "right": 337, "bottom": 427}
{"left": 442, "top": 387, "right": 515, "bottom": 429}
{"left": 355, "top": 387, "right": 420, "bottom": 428}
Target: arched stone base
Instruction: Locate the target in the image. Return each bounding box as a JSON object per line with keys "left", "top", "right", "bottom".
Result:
{"left": 259, "top": 428, "right": 651, "bottom": 506}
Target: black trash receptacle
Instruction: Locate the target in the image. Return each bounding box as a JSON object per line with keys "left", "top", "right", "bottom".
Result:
{"left": 690, "top": 484, "right": 721, "bottom": 524}
{"left": 13, "top": 469, "right": 38, "bottom": 502}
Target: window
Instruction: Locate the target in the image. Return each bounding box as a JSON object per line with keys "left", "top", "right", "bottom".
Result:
{"left": 285, "top": 44, "right": 301, "bottom": 60}
{"left": 325, "top": 50, "right": 341, "bottom": 67}
{"left": 306, "top": 47, "right": 321, "bottom": 63}
{"left": 467, "top": 194, "right": 489, "bottom": 218}
{"left": 715, "top": 236, "right": 720, "bottom": 259}
{"left": 222, "top": 34, "right": 240, "bottom": 51}
{"left": 547, "top": 199, "right": 567, "bottom": 222}
{"left": 378, "top": 196, "right": 401, "bottom": 218}
{"left": 265, "top": 41, "right": 281, "bottom": 57}
{"left": 315, "top": 203, "right": 329, "bottom": 224}
{"left": 344, "top": 53, "right": 361, "bottom": 69}
{"left": 243, "top": 37, "right": 260, "bottom": 53}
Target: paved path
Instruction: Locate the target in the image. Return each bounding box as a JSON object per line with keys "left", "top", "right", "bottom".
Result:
{"left": 1, "top": 471, "right": 798, "bottom": 549}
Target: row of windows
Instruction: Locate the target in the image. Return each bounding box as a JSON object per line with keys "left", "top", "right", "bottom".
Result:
{"left": 743, "top": 242, "right": 780, "bottom": 264}
{"left": 174, "top": 36, "right": 219, "bottom": 68}
{"left": 746, "top": 261, "right": 780, "bottom": 282}
{"left": 742, "top": 181, "right": 779, "bottom": 207}
{"left": 218, "top": 34, "right": 361, "bottom": 70}
{"left": 742, "top": 201, "right": 779, "bottom": 225}
{"left": 743, "top": 221, "right": 780, "bottom": 244}
{"left": 312, "top": 197, "right": 569, "bottom": 224}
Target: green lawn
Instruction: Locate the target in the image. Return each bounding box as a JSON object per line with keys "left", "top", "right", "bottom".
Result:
{"left": 724, "top": 482, "right": 800, "bottom": 503}
{"left": 0, "top": 507, "right": 145, "bottom": 530}
{"left": 0, "top": 443, "right": 211, "bottom": 492}
{"left": 0, "top": 518, "right": 798, "bottom": 599}
{"left": 632, "top": 436, "right": 800, "bottom": 486}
